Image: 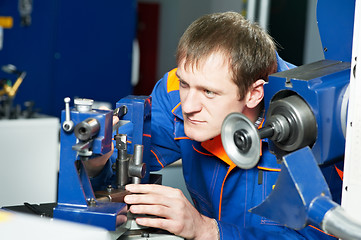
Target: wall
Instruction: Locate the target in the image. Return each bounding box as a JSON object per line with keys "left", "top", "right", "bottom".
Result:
{"left": 138, "top": 0, "right": 242, "bottom": 80}
{"left": 304, "top": 0, "right": 325, "bottom": 64}
{"left": 138, "top": 0, "right": 326, "bottom": 77}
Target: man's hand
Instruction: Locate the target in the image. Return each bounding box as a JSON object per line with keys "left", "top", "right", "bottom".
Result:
{"left": 124, "top": 184, "right": 219, "bottom": 240}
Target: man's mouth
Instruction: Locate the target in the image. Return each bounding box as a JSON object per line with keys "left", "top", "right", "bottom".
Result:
{"left": 186, "top": 116, "right": 206, "bottom": 124}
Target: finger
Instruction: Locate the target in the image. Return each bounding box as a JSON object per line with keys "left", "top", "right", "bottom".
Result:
{"left": 129, "top": 204, "right": 171, "bottom": 219}
{"left": 125, "top": 184, "right": 178, "bottom": 195}
{"left": 135, "top": 217, "right": 184, "bottom": 237}
{"left": 113, "top": 116, "right": 119, "bottom": 125}
{"left": 116, "top": 213, "right": 127, "bottom": 226}
{"left": 124, "top": 192, "right": 170, "bottom": 206}
{"left": 125, "top": 194, "right": 188, "bottom": 221}
{"left": 135, "top": 216, "right": 172, "bottom": 230}
{"left": 96, "top": 106, "right": 119, "bottom": 125}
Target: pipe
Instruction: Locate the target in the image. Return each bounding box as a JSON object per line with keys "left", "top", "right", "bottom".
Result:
{"left": 322, "top": 205, "right": 361, "bottom": 240}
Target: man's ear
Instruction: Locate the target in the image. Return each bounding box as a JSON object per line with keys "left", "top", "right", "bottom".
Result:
{"left": 245, "top": 79, "right": 265, "bottom": 109}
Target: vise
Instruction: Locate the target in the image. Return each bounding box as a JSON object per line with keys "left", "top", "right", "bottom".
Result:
{"left": 53, "top": 95, "right": 151, "bottom": 231}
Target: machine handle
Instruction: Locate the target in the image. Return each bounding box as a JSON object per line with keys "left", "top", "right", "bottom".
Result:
{"left": 62, "top": 97, "right": 74, "bottom": 132}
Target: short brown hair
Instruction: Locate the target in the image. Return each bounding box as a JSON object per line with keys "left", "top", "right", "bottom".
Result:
{"left": 176, "top": 12, "right": 277, "bottom": 100}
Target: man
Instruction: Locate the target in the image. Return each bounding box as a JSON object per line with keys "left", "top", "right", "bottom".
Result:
{"left": 89, "top": 12, "right": 336, "bottom": 239}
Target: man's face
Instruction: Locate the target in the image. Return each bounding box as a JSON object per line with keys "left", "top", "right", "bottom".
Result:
{"left": 177, "top": 53, "right": 248, "bottom": 142}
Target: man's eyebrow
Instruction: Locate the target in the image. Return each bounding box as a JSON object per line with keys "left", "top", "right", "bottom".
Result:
{"left": 175, "top": 71, "right": 181, "bottom": 79}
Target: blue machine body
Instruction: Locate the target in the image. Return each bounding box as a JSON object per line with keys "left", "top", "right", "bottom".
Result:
{"left": 53, "top": 95, "right": 151, "bottom": 231}
{"left": 115, "top": 95, "right": 152, "bottom": 183}
{"left": 264, "top": 60, "right": 350, "bottom": 165}
{"left": 250, "top": 0, "right": 357, "bottom": 234}
{"left": 262, "top": 0, "right": 356, "bottom": 165}
{"left": 250, "top": 147, "right": 338, "bottom": 230}
{"left": 317, "top": 0, "right": 355, "bottom": 62}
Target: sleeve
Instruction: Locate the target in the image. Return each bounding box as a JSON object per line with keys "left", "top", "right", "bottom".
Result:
{"left": 147, "top": 72, "right": 182, "bottom": 171}
{"left": 276, "top": 51, "right": 297, "bottom": 72}
{"left": 89, "top": 158, "right": 114, "bottom": 191}
{"left": 216, "top": 220, "right": 336, "bottom": 240}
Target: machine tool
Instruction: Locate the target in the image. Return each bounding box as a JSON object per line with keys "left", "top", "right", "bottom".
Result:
{"left": 221, "top": 0, "right": 361, "bottom": 238}
{"left": 222, "top": 60, "right": 350, "bottom": 169}
{"left": 53, "top": 96, "right": 151, "bottom": 232}
{"left": 0, "top": 64, "right": 36, "bottom": 119}
{"left": 221, "top": 59, "right": 361, "bottom": 239}
{"left": 53, "top": 95, "right": 182, "bottom": 239}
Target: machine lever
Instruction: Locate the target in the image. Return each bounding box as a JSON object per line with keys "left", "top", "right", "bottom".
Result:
{"left": 63, "top": 97, "right": 74, "bottom": 132}
{"left": 72, "top": 140, "right": 92, "bottom": 152}
{"left": 113, "top": 105, "right": 128, "bottom": 133}
{"left": 113, "top": 105, "right": 128, "bottom": 118}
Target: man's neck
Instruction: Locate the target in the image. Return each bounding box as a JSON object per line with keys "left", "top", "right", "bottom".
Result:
{"left": 242, "top": 103, "right": 263, "bottom": 123}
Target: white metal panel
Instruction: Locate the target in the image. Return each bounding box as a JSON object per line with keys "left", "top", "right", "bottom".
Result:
{"left": 0, "top": 118, "right": 59, "bottom": 207}
{"left": 259, "top": 0, "right": 271, "bottom": 30}
{"left": 246, "top": 0, "right": 257, "bottom": 22}
{"left": 0, "top": 210, "right": 111, "bottom": 240}
{"left": 342, "top": 0, "right": 361, "bottom": 219}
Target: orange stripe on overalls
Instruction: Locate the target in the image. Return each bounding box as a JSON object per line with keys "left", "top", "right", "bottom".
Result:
{"left": 201, "top": 135, "right": 237, "bottom": 220}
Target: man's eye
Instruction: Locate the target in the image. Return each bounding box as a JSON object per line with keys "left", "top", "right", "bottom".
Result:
{"left": 204, "top": 89, "right": 215, "bottom": 97}
{"left": 179, "top": 80, "right": 188, "bottom": 88}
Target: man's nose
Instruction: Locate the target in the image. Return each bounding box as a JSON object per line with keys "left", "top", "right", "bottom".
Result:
{"left": 182, "top": 90, "right": 202, "bottom": 114}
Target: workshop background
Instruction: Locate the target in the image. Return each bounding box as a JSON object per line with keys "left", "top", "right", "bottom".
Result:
{"left": 0, "top": 0, "right": 324, "bottom": 206}
{"left": 0, "top": 0, "right": 323, "bottom": 117}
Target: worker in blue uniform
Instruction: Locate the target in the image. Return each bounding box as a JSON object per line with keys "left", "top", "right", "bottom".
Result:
{"left": 87, "top": 12, "right": 338, "bottom": 239}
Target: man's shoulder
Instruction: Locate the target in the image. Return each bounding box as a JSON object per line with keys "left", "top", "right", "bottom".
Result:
{"left": 276, "top": 52, "right": 296, "bottom": 72}
{"left": 153, "top": 68, "right": 180, "bottom": 97}
{"left": 151, "top": 68, "right": 183, "bottom": 119}
{"left": 166, "top": 68, "right": 180, "bottom": 93}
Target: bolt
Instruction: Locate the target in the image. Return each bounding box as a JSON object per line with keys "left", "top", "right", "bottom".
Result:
{"left": 141, "top": 232, "right": 150, "bottom": 238}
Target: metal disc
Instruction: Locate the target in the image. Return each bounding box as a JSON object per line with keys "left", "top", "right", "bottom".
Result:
{"left": 266, "top": 95, "right": 317, "bottom": 152}
{"left": 221, "top": 113, "right": 261, "bottom": 169}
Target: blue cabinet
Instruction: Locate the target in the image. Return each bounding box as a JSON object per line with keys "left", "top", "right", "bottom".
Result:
{"left": 0, "top": 1, "right": 136, "bottom": 117}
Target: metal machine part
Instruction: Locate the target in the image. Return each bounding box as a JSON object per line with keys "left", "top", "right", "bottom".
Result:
{"left": 96, "top": 189, "right": 130, "bottom": 203}
{"left": 18, "top": 0, "right": 33, "bottom": 26}
{"left": 1, "top": 64, "right": 27, "bottom": 99}
{"left": 221, "top": 113, "right": 260, "bottom": 169}
{"left": 250, "top": 147, "right": 334, "bottom": 229}
{"left": 54, "top": 95, "right": 152, "bottom": 232}
{"left": 54, "top": 97, "right": 123, "bottom": 231}
{"left": 340, "top": 84, "right": 349, "bottom": 138}
{"left": 265, "top": 94, "right": 317, "bottom": 152}
{"left": 114, "top": 105, "right": 128, "bottom": 119}
{"left": 249, "top": 147, "right": 361, "bottom": 240}
{"left": 130, "top": 144, "right": 146, "bottom": 184}
{"left": 115, "top": 134, "right": 131, "bottom": 187}
{"left": 221, "top": 94, "right": 317, "bottom": 169}
{"left": 74, "top": 118, "right": 100, "bottom": 141}
{"left": 114, "top": 134, "right": 147, "bottom": 188}
{"left": 2, "top": 64, "right": 20, "bottom": 75}
{"left": 264, "top": 60, "right": 350, "bottom": 165}
{"left": 322, "top": 205, "right": 361, "bottom": 239}
{"left": 75, "top": 98, "right": 94, "bottom": 112}
{"left": 0, "top": 64, "right": 31, "bottom": 119}
{"left": 226, "top": 1, "right": 359, "bottom": 239}
{"left": 62, "top": 97, "right": 74, "bottom": 132}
